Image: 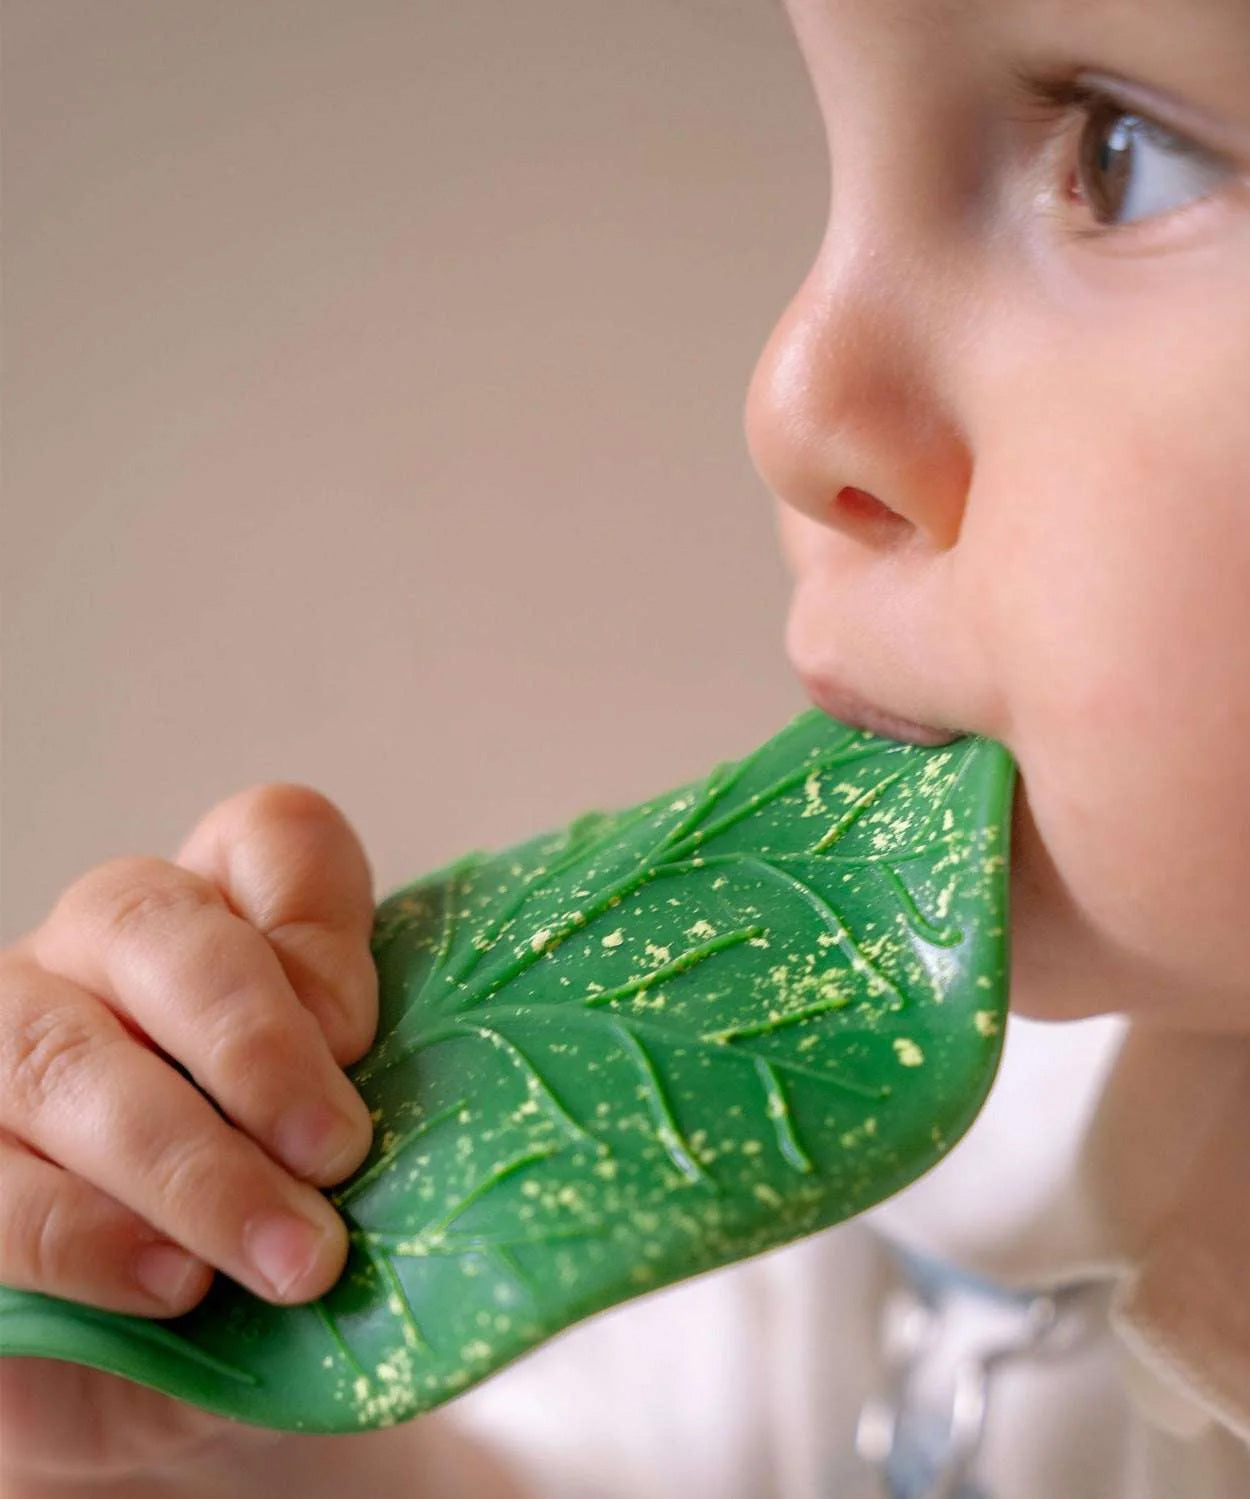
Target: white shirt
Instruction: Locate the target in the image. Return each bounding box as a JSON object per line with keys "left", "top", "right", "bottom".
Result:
{"left": 442, "top": 1014, "right": 1250, "bottom": 1498}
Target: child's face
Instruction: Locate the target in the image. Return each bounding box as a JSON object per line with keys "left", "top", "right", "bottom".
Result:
{"left": 746, "top": 0, "right": 1250, "bottom": 1029}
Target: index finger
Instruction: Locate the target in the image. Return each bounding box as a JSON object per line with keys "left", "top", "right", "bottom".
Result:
{"left": 174, "top": 783, "right": 380, "bottom": 1066}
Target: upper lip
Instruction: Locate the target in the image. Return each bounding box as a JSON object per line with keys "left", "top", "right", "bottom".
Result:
{"left": 798, "top": 674, "right": 960, "bottom": 748}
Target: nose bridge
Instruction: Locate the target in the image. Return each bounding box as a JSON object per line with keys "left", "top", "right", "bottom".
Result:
{"left": 747, "top": 209, "right": 974, "bottom": 552}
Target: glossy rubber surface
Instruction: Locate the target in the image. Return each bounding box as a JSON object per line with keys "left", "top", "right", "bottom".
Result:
{"left": 0, "top": 711, "right": 1016, "bottom": 1431}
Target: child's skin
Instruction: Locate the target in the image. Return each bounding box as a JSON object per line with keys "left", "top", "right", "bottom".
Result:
{"left": 753, "top": 0, "right": 1250, "bottom": 1034}
{"left": 4, "top": 0, "right": 1250, "bottom": 1493}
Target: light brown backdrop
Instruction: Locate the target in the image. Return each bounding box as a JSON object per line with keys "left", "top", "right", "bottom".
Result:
{"left": 3, "top": 0, "right": 826, "bottom": 940}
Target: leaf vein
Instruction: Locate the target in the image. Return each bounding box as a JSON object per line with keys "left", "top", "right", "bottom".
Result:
{"left": 313, "top": 1296, "right": 369, "bottom": 1381}
{"left": 608, "top": 1018, "right": 713, "bottom": 1188}
{"left": 332, "top": 1098, "right": 471, "bottom": 1208}
{"left": 661, "top": 742, "right": 890, "bottom": 861}
{"left": 810, "top": 770, "right": 904, "bottom": 852}
{"left": 581, "top": 926, "right": 764, "bottom": 1010}
{"left": 754, "top": 1056, "right": 814, "bottom": 1173}
{"left": 738, "top": 855, "right": 908, "bottom": 1008}
{"left": 875, "top": 862, "right": 963, "bottom": 948}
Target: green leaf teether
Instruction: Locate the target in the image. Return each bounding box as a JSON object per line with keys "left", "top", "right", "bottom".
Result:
{"left": 0, "top": 710, "right": 1016, "bottom": 1432}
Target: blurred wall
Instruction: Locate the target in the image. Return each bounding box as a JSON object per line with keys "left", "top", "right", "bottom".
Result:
{"left": 3, "top": 0, "right": 827, "bottom": 939}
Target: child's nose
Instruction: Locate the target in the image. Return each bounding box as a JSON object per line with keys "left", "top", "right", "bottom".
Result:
{"left": 744, "top": 255, "right": 972, "bottom": 554}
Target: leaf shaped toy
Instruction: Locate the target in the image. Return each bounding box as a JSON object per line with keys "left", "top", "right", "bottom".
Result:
{"left": 0, "top": 710, "right": 1015, "bottom": 1431}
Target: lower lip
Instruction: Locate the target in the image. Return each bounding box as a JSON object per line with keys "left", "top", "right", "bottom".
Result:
{"left": 801, "top": 677, "right": 959, "bottom": 748}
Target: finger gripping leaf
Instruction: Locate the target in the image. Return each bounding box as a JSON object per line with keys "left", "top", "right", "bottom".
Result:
{"left": 0, "top": 710, "right": 1016, "bottom": 1432}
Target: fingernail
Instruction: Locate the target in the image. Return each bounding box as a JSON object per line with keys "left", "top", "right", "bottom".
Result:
{"left": 134, "top": 1242, "right": 203, "bottom": 1306}
{"left": 244, "top": 1209, "right": 334, "bottom": 1300}
{"left": 274, "top": 1098, "right": 362, "bottom": 1181}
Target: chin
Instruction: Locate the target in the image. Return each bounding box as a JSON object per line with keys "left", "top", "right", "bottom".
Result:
{"left": 1005, "top": 968, "right": 1123, "bottom": 1024}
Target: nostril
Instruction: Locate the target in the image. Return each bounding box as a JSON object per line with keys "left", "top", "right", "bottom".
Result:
{"left": 831, "top": 486, "right": 911, "bottom": 535}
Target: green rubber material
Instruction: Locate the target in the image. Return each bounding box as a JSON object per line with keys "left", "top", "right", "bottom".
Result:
{"left": 0, "top": 710, "right": 1016, "bottom": 1432}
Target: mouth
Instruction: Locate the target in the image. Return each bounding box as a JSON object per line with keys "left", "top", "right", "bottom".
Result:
{"left": 799, "top": 674, "right": 960, "bottom": 748}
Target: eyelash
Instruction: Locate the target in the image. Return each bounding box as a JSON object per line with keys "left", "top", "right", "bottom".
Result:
{"left": 1007, "top": 69, "right": 1233, "bottom": 240}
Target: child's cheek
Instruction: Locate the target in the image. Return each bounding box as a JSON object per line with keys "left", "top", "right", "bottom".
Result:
{"left": 1001, "top": 575, "right": 1250, "bottom": 1029}
{"left": 965, "top": 292, "right": 1250, "bottom": 1029}
{"left": 1007, "top": 752, "right": 1250, "bottom": 1029}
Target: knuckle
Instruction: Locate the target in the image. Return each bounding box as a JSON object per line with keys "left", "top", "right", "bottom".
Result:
{"left": 59, "top": 857, "right": 220, "bottom": 948}
{"left": 267, "top": 919, "right": 378, "bottom": 1043}
{"left": 101, "top": 863, "right": 218, "bottom": 944}
{"left": 3, "top": 1170, "right": 62, "bottom": 1290}
{"left": 240, "top": 782, "right": 345, "bottom": 836}
{"left": 181, "top": 783, "right": 349, "bottom": 868}
{"left": 14, "top": 1178, "right": 76, "bottom": 1291}
{"left": 203, "top": 999, "right": 316, "bottom": 1088}
{"left": 148, "top": 1130, "right": 234, "bottom": 1217}
{"left": 2, "top": 1002, "right": 104, "bottom": 1116}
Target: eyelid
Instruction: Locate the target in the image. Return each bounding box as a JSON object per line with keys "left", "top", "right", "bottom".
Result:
{"left": 1008, "top": 67, "right": 1246, "bottom": 245}
{"left": 1011, "top": 64, "right": 1250, "bottom": 166}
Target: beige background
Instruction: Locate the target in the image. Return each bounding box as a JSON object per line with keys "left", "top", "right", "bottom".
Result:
{"left": 3, "top": 0, "right": 826, "bottom": 941}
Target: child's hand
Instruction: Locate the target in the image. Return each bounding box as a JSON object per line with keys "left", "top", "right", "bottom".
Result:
{"left": 0, "top": 784, "right": 380, "bottom": 1485}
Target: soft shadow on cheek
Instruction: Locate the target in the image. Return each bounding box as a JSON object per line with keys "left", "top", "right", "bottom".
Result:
{"left": 1005, "top": 773, "right": 1102, "bottom": 1016}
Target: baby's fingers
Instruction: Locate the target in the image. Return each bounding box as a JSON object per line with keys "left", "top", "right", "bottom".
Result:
{"left": 0, "top": 1128, "right": 212, "bottom": 1316}
{"left": 29, "top": 852, "right": 373, "bottom": 1191}
{"left": 174, "top": 783, "right": 380, "bottom": 1067}
{"left": 0, "top": 962, "right": 350, "bottom": 1305}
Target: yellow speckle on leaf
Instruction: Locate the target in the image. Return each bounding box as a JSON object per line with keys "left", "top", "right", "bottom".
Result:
{"left": 893, "top": 1037, "right": 925, "bottom": 1068}
{"left": 974, "top": 1010, "right": 1000, "bottom": 1038}
{"left": 601, "top": 928, "right": 625, "bottom": 949}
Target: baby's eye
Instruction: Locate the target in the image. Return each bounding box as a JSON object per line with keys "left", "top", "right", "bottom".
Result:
{"left": 1068, "top": 95, "right": 1233, "bottom": 231}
